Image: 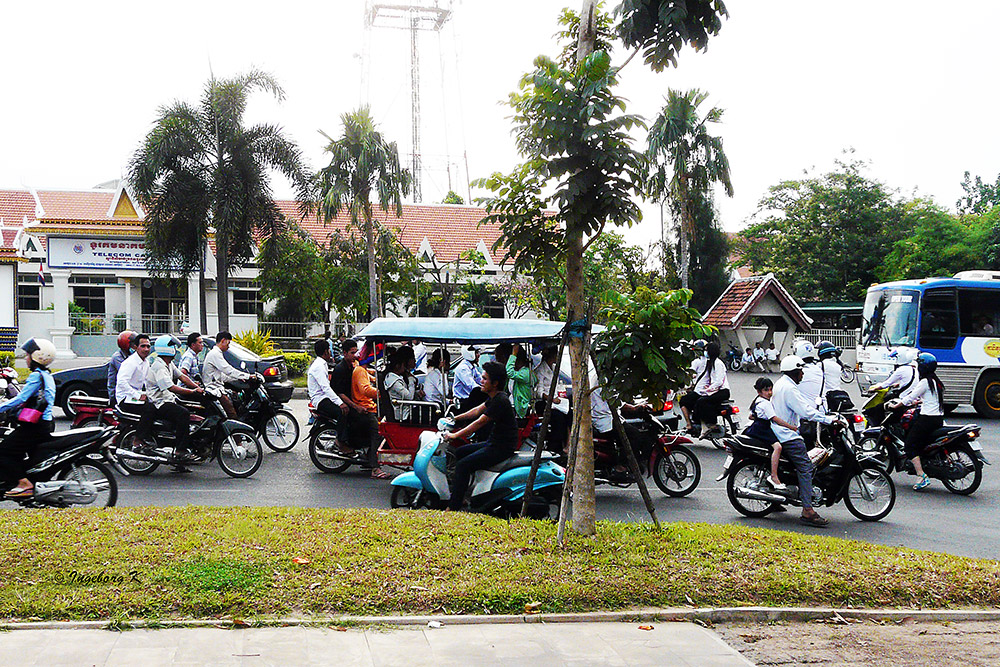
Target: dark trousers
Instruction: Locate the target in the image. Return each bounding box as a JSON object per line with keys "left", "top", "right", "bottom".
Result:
{"left": 131, "top": 400, "right": 159, "bottom": 443}
{"left": 904, "top": 414, "right": 944, "bottom": 459}
{"left": 354, "top": 410, "right": 380, "bottom": 468}
{"left": 448, "top": 442, "right": 511, "bottom": 511}
{"left": 458, "top": 388, "right": 487, "bottom": 414}
{"left": 0, "top": 420, "right": 53, "bottom": 483}
{"left": 782, "top": 437, "right": 815, "bottom": 509}
{"left": 679, "top": 391, "right": 700, "bottom": 413}
{"left": 693, "top": 389, "right": 731, "bottom": 425}
{"left": 156, "top": 402, "right": 191, "bottom": 451}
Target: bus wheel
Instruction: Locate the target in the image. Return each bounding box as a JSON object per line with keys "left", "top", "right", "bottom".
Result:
{"left": 973, "top": 374, "right": 1000, "bottom": 418}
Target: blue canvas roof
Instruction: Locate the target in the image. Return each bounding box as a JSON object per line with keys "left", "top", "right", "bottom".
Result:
{"left": 357, "top": 317, "right": 601, "bottom": 344}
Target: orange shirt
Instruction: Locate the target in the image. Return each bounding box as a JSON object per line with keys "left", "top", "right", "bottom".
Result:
{"left": 351, "top": 364, "right": 378, "bottom": 413}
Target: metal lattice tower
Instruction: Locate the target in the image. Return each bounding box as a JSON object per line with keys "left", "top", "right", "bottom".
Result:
{"left": 364, "top": 1, "right": 453, "bottom": 204}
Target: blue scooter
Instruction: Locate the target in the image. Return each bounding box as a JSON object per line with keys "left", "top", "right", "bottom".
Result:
{"left": 389, "top": 418, "right": 566, "bottom": 518}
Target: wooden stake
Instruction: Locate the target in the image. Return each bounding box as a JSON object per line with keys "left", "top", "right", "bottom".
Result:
{"left": 610, "top": 408, "right": 661, "bottom": 530}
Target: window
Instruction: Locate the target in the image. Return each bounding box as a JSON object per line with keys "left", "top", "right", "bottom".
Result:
{"left": 958, "top": 289, "right": 1000, "bottom": 337}
{"left": 73, "top": 286, "right": 106, "bottom": 315}
{"left": 17, "top": 285, "right": 40, "bottom": 310}
{"left": 918, "top": 288, "right": 959, "bottom": 350}
{"left": 233, "top": 290, "right": 261, "bottom": 315}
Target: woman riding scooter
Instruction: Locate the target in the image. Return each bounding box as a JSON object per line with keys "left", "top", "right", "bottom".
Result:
{"left": 889, "top": 352, "right": 945, "bottom": 491}
{"left": 0, "top": 338, "right": 57, "bottom": 498}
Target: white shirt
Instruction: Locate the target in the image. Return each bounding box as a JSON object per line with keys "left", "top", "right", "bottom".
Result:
{"left": 453, "top": 359, "right": 482, "bottom": 400}
{"left": 771, "top": 374, "right": 835, "bottom": 443}
{"left": 534, "top": 360, "right": 569, "bottom": 415}
{"left": 900, "top": 377, "right": 943, "bottom": 416}
{"left": 413, "top": 343, "right": 428, "bottom": 374}
{"left": 694, "top": 359, "right": 729, "bottom": 395}
{"left": 753, "top": 348, "right": 766, "bottom": 361}
{"left": 821, "top": 358, "right": 842, "bottom": 393}
{"left": 798, "top": 361, "right": 824, "bottom": 405}
{"left": 742, "top": 352, "right": 755, "bottom": 366}
{"left": 202, "top": 345, "right": 251, "bottom": 392}
{"left": 690, "top": 356, "right": 706, "bottom": 382}
{"left": 145, "top": 356, "right": 182, "bottom": 408}
{"left": 871, "top": 363, "right": 917, "bottom": 392}
{"left": 751, "top": 396, "right": 777, "bottom": 422}
{"left": 589, "top": 369, "right": 614, "bottom": 433}
{"left": 307, "top": 356, "right": 342, "bottom": 406}
{"left": 766, "top": 348, "right": 779, "bottom": 361}
{"left": 115, "top": 352, "right": 149, "bottom": 403}
{"left": 423, "top": 367, "right": 449, "bottom": 407}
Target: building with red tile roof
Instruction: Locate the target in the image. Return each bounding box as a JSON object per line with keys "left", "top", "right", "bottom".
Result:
{"left": 702, "top": 273, "right": 812, "bottom": 356}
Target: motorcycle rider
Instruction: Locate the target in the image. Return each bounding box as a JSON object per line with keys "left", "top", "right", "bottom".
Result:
{"left": 309, "top": 338, "right": 348, "bottom": 422}
{"left": 864, "top": 347, "right": 919, "bottom": 426}
{"left": 793, "top": 340, "right": 823, "bottom": 446}
{"left": 0, "top": 338, "right": 57, "bottom": 498}
{"left": 115, "top": 333, "right": 152, "bottom": 407}
{"left": 202, "top": 331, "right": 253, "bottom": 418}
{"left": 890, "top": 352, "right": 945, "bottom": 490}
{"left": 141, "top": 335, "right": 205, "bottom": 469}
{"left": 179, "top": 332, "right": 204, "bottom": 378}
{"left": 107, "top": 330, "right": 137, "bottom": 404}
{"left": 690, "top": 342, "right": 730, "bottom": 437}
{"left": 680, "top": 340, "right": 707, "bottom": 433}
{"left": 816, "top": 341, "right": 852, "bottom": 412}
{"left": 772, "top": 354, "right": 842, "bottom": 527}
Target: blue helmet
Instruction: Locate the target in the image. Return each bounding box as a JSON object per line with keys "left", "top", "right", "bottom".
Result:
{"left": 816, "top": 340, "right": 838, "bottom": 359}
{"left": 916, "top": 352, "right": 937, "bottom": 376}
{"left": 154, "top": 334, "right": 181, "bottom": 358}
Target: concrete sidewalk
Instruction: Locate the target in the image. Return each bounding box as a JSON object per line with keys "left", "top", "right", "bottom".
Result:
{"left": 0, "top": 621, "right": 753, "bottom": 666}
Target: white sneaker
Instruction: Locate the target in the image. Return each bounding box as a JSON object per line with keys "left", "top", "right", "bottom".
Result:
{"left": 768, "top": 475, "right": 787, "bottom": 490}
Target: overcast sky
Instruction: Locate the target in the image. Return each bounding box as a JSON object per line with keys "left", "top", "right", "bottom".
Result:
{"left": 3, "top": 1, "right": 999, "bottom": 249}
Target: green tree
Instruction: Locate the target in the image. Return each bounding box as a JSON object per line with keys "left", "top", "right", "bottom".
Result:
{"left": 957, "top": 171, "right": 1000, "bottom": 215}
{"left": 129, "top": 70, "right": 311, "bottom": 331}
{"left": 684, "top": 190, "right": 730, "bottom": 312}
{"left": 879, "top": 201, "right": 980, "bottom": 281}
{"left": 441, "top": 190, "right": 465, "bottom": 205}
{"left": 733, "top": 159, "right": 907, "bottom": 302}
{"left": 646, "top": 88, "right": 733, "bottom": 290}
{"left": 316, "top": 107, "right": 412, "bottom": 321}
{"left": 478, "top": 0, "right": 727, "bottom": 536}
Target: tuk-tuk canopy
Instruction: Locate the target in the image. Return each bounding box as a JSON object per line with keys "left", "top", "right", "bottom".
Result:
{"left": 357, "top": 317, "right": 602, "bottom": 344}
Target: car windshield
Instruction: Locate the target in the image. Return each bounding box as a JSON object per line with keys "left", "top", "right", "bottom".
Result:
{"left": 861, "top": 288, "right": 919, "bottom": 347}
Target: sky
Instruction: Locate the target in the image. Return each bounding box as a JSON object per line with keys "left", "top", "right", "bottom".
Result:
{"left": 3, "top": 1, "right": 1000, "bottom": 250}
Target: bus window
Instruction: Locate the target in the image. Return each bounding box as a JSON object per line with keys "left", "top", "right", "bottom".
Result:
{"left": 919, "top": 288, "right": 959, "bottom": 349}
{"left": 958, "top": 289, "right": 1000, "bottom": 337}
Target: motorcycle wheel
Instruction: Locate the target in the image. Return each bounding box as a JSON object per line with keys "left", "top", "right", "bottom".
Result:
{"left": 728, "top": 359, "right": 742, "bottom": 372}
{"left": 116, "top": 430, "right": 160, "bottom": 476}
{"left": 940, "top": 444, "right": 983, "bottom": 495}
{"left": 308, "top": 427, "right": 352, "bottom": 474}
{"left": 843, "top": 468, "right": 895, "bottom": 521}
{"left": 841, "top": 366, "right": 856, "bottom": 384}
{"left": 726, "top": 459, "right": 778, "bottom": 518}
{"left": 390, "top": 486, "right": 422, "bottom": 509}
{"left": 57, "top": 460, "right": 118, "bottom": 507}
{"left": 217, "top": 432, "right": 263, "bottom": 478}
{"left": 855, "top": 436, "right": 891, "bottom": 472}
{"left": 262, "top": 410, "right": 300, "bottom": 452}
{"left": 652, "top": 445, "right": 701, "bottom": 497}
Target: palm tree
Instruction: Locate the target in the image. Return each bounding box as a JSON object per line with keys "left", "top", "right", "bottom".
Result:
{"left": 646, "top": 88, "right": 733, "bottom": 290}
{"left": 316, "top": 107, "right": 411, "bottom": 321}
{"left": 129, "top": 70, "right": 311, "bottom": 331}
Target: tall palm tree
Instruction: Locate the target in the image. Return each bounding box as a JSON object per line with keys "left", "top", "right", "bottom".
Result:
{"left": 646, "top": 88, "right": 733, "bottom": 289}
{"left": 129, "top": 69, "right": 311, "bottom": 331}
{"left": 316, "top": 107, "right": 411, "bottom": 321}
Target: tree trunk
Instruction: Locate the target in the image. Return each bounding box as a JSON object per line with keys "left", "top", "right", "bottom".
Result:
{"left": 198, "top": 242, "right": 208, "bottom": 334}
{"left": 216, "top": 233, "right": 230, "bottom": 332}
{"left": 365, "top": 211, "right": 379, "bottom": 321}
{"left": 679, "top": 222, "right": 691, "bottom": 291}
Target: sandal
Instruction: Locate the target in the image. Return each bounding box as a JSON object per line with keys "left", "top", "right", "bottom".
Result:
{"left": 4, "top": 486, "right": 34, "bottom": 498}
{"left": 370, "top": 469, "right": 391, "bottom": 480}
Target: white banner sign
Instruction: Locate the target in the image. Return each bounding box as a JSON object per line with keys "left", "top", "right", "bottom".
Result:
{"left": 47, "top": 236, "right": 167, "bottom": 270}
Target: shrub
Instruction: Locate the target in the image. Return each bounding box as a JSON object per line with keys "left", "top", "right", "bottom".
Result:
{"left": 0, "top": 351, "right": 14, "bottom": 368}
{"left": 234, "top": 330, "right": 278, "bottom": 357}
{"left": 283, "top": 352, "right": 311, "bottom": 378}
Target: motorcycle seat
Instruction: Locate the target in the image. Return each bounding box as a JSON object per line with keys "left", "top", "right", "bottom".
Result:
{"left": 734, "top": 434, "right": 772, "bottom": 450}
{"left": 484, "top": 452, "right": 541, "bottom": 474}
{"left": 33, "top": 427, "right": 104, "bottom": 456}
{"left": 70, "top": 396, "right": 110, "bottom": 408}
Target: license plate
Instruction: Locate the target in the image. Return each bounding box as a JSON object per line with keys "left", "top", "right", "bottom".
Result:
{"left": 731, "top": 418, "right": 740, "bottom": 430}
{"left": 723, "top": 454, "right": 733, "bottom": 470}
{"left": 970, "top": 441, "right": 983, "bottom": 451}
{"left": 853, "top": 422, "right": 865, "bottom": 432}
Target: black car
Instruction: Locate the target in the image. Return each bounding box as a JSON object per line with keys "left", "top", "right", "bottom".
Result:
{"left": 53, "top": 338, "right": 293, "bottom": 416}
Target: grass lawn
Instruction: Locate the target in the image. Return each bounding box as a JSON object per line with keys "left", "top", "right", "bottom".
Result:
{"left": 2, "top": 507, "right": 999, "bottom": 622}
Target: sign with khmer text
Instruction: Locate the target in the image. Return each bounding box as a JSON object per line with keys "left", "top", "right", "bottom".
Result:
{"left": 47, "top": 236, "right": 173, "bottom": 270}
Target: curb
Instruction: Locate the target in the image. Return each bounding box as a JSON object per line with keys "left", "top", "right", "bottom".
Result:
{"left": 291, "top": 387, "right": 308, "bottom": 400}
{"left": 5, "top": 607, "right": 1000, "bottom": 631}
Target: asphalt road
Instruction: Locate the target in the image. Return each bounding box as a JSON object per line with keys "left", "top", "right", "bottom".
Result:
{"left": 91, "top": 372, "right": 1000, "bottom": 561}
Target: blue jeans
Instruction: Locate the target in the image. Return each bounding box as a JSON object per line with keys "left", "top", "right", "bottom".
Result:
{"left": 781, "top": 436, "right": 815, "bottom": 509}
{"left": 448, "top": 442, "right": 510, "bottom": 511}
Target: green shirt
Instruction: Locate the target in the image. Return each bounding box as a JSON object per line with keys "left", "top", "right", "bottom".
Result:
{"left": 506, "top": 356, "right": 535, "bottom": 419}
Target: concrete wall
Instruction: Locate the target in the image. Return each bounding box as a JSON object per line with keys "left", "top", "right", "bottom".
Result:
{"left": 71, "top": 335, "right": 117, "bottom": 357}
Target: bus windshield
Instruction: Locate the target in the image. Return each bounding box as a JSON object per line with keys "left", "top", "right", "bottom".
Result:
{"left": 861, "top": 288, "right": 919, "bottom": 347}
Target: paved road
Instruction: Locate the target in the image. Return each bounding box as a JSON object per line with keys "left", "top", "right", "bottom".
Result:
{"left": 94, "top": 371, "right": 1000, "bottom": 561}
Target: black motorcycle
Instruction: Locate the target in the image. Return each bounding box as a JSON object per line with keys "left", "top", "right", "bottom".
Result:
{"left": 111, "top": 392, "right": 263, "bottom": 478}
{"left": 227, "top": 379, "right": 300, "bottom": 452}
{"left": 857, "top": 391, "right": 987, "bottom": 495}
{"left": 718, "top": 419, "right": 896, "bottom": 522}
{"left": 307, "top": 403, "right": 378, "bottom": 473}
{"left": 2, "top": 425, "right": 120, "bottom": 508}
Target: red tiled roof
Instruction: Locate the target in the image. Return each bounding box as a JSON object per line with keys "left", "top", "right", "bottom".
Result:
{"left": 36, "top": 190, "right": 115, "bottom": 221}
{"left": 0, "top": 190, "right": 36, "bottom": 227}
{"left": 703, "top": 273, "right": 812, "bottom": 331}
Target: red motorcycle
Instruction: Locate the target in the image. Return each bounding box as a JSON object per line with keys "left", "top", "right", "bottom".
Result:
{"left": 69, "top": 396, "right": 117, "bottom": 429}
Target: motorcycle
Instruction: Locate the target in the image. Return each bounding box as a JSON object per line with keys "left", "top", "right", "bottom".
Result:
{"left": 390, "top": 417, "right": 566, "bottom": 518}
{"left": 857, "top": 389, "right": 988, "bottom": 495}
{"left": 0, "top": 366, "right": 20, "bottom": 399}
{"left": 227, "top": 379, "right": 300, "bottom": 452}
{"left": 307, "top": 403, "right": 379, "bottom": 473}
{"left": 698, "top": 400, "right": 742, "bottom": 450}
{"left": 594, "top": 407, "right": 701, "bottom": 497}
{"left": 110, "top": 391, "right": 264, "bottom": 478}
{"left": 718, "top": 417, "right": 897, "bottom": 522}
{"left": 69, "top": 396, "right": 117, "bottom": 429}
{"left": 725, "top": 344, "right": 743, "bottom": 372}
{"left": 1, "top": 425, "right": 121, "bottom": 508}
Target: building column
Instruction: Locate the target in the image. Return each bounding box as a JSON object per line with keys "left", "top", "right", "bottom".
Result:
{"left": 187, "top": 274, "right": 201, "bottom": 334}
{"left": 48, "top": 269, "right": 76, "bottom": 359}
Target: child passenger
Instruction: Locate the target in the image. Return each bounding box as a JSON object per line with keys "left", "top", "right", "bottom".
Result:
{"left": 744, "top": 377, "right": 799, "bottom": 490}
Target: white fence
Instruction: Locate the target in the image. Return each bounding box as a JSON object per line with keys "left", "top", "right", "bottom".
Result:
{"left": 800, "top": 328, "right": 860, "bottom": 350}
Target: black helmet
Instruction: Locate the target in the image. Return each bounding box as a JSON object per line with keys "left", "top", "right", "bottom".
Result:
{"left": 917, "top": 352, "right": 937, "bottom": 377}
{"left": 816, "top": 340, "right": 838, "bottom": 359}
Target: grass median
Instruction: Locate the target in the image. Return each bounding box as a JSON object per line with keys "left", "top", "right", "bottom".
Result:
{"left": 2, "top": 507, "right": 999, "bottom": 622}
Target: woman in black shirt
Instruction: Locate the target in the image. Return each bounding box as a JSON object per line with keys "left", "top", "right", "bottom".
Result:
{"left": 442, "top": 361, "right": 517, "bottom": 510}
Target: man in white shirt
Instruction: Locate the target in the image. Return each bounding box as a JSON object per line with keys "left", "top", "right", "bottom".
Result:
{"left": 141, "top": 335, "right": 204, "bottom": 464}
{"left": 202, "top": 331, "right": 253, "bottom": 418}
{"left": 308, "top": 339, "right": 347, "bottom": 422}
{"left": 772, "top": 355, "right": 842, "bottom": 527}
{"left": 454, "top": 346, "right": 484, "bottom": 411}
{"left": 589, "top": 367, "right": 614, "bottom": 437}
{"left": 115, "top": 334, "right": 152, "bottom": 405}
{"left": 766, "top": 342, "right": 779, "bottom": 371}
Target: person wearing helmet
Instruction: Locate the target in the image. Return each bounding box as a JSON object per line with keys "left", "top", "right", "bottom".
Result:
{"left": 0, "top": 338, "right": 58, "bottom": 498}
{"left": 771, "top": 354, "right": 842, "bottom": 527}
{"left": 890, "top": 353, "right": 945, "bottom": 490}
{"left": 138, "top": 335, "right": 205, "bottom": 468}
{"left": 454, "top": 346, "right": 485, "bottom": 413}
{"left": 865, "top": 347, "right": 919, "bottom": 426}
{"left": 108, "top": 330, "right": 137, "bottom": 404}
{"left": 817, "top": 341, "right": 852, "bottom": 412}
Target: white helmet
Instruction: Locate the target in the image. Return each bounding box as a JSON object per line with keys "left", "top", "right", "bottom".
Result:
{"left": 780, "top": 355, "right": 806, "bottom": 373}
{"left": 22, "top": 337, "right": 57, "bottom": 367}
{"left": 793, "top": 340, "right": 816, "bottom": 361}
{"left": 461, "top": 345, "right": 479, "bottom": 362}
{"left": 895, "top": 348, "right": 919, "bottom": 365}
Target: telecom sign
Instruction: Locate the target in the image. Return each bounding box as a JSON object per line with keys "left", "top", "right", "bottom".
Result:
{"left": 47, "top": 236, "right": 160, "bottom": 270}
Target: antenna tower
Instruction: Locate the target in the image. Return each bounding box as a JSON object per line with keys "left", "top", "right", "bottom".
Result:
{"left": 364, "top": 1, "right": 453, "bottom": 204}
